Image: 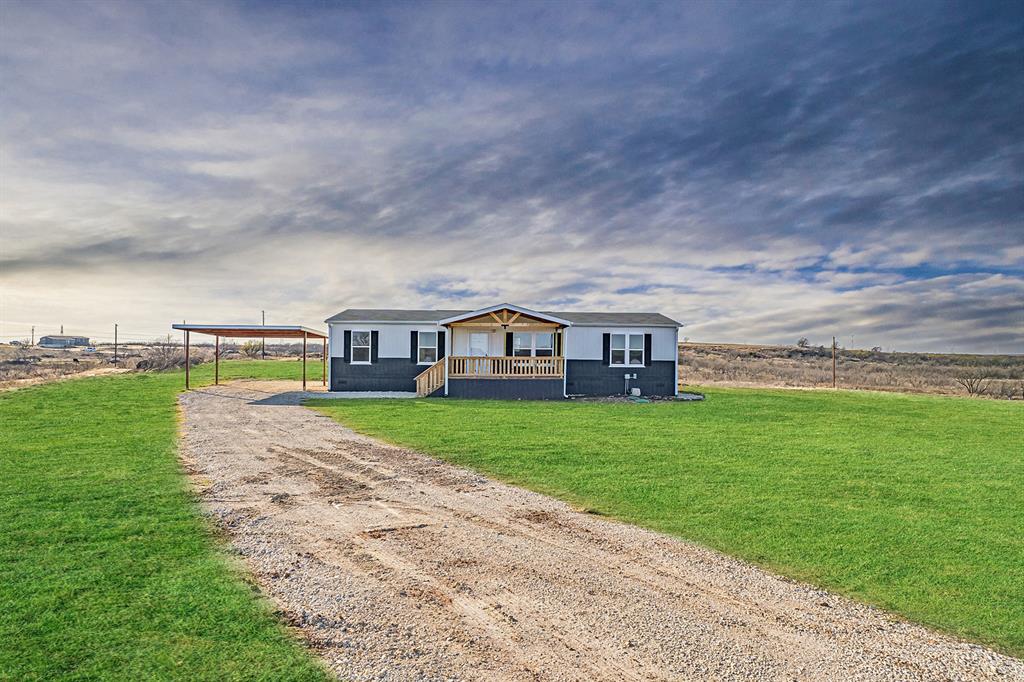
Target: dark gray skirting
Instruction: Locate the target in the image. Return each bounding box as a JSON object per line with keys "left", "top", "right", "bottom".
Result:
{"left": 564, "top": 360, "right": 676, "bottom": 396}
{"left": 446, "top": 378, "right": 564, "bottom": 400}
{"left": 330, "top": 357, "right": 426, "bottom": 392}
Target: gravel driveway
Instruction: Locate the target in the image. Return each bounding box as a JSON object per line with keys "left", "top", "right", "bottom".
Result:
{"left": 178, "top": 381, "right": 1022, "bottom": 681}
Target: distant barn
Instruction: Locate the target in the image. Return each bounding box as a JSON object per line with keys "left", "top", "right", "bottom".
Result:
{"left": 38, "top": 335, "right": 90, "bottom": 348}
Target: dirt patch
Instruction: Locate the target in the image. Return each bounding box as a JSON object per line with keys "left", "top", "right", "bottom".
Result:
{"left": 512, "top": 508, "right": 559, "bottom": 525}
{"left": 179, "top": 381, "right": 1024, "bottom": 681}
{"left": 0, "top": 366, "right": 131, "bottom": 391}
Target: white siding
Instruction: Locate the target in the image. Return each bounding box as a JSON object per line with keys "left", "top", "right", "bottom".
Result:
{"left": 564, "top": 326, "right": 677, "bottom": 362}
{"left": 329, "top": 323, "right": 443, "bottom": 359}
{"left": 329, "top": 324, "right": 346, "bottom": 357}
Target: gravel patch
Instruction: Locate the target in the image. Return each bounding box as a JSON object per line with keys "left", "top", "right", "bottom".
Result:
{"left": 179, "top": 381, "right": 1024, "bottom": 681}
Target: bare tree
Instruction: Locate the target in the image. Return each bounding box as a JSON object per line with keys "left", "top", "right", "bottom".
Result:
{"left": 954, "top": 372, "right": 991, "bottom": 396}
{"left": 140, "top": 343, "right": 186, "bottom": 371}
{"left": 796, "top": 337, "right": 810, "bottom": 348}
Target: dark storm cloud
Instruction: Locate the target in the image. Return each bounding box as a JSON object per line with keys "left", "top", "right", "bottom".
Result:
{"left": 0, "top": 228, "right": 211, "bottom": 275}
{"left": 414, "top": 279, "right": 487, "bottom": 300}
{"left": 261, "top": 0, "right": 1024, "bottom": 261}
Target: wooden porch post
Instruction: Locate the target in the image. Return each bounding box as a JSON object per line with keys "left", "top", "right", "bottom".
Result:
{"left": 322, "top": 337, "right": 327, "bottom": 387}
{"left": 184, "top": 330, "right": 190, "bottom": 390}
{"left": 214, "top": 335, "right": 219, "bottom": 385}
{"left": 302, "top": 331, "right": 307, "bottom": 391}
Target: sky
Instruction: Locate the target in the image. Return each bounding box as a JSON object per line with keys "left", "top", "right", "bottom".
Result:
{"left": 1, "top": 0, "right": 1022, "bottom": 353}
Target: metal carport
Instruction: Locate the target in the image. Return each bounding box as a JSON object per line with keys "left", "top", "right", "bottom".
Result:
{"left": 170, "top": 324, "right": 327, "bottom": 391}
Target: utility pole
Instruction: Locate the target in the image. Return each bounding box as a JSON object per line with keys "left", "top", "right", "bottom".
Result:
{"left": 114, "top": 324, "right": 118, "bottom": 363}
{"left": 261, "top": 310, "right": 266, "bottom": 359}
{"left": 31, "top": 326, "right": 34, "bottom": 345}
{"left": 60, "top": 324, "right": 63, "bottom": 334}
{"left": 832, "top": 336, "right": 837, "bottom": 389}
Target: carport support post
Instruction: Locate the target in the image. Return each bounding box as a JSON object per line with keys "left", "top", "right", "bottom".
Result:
{"left": 302, "top": 331, "right": 307, "bottom": 391}
{"left": 184, "top": 330, "right": 190, "bottom": 390}
{"left": 322, "top": 338, "right": 326, "bottom": 387}
{"left": 214, "top": 335, "right": 219, "bottom": 385}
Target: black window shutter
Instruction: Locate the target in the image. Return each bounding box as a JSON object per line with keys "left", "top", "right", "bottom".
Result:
{"left": 555, "top": 331, "right": 562, "bottom": 356}
{"left": 437, "top": 331, "right": 446, "bottom": 359}
{"left": 644, "top": 333, "right": 653, "bottom": 366}
{"left": 371, "top": 331, "right": 379, "bottom": 363}
{"left": 505, "top": 332, "right": 513, "bottom": 356}
{"left": 602, "top": 333, "right": 610, "bottom": 364}
{"left": 410, "top": 330, "right": 418, "bottom": 363}
{"left": 343, "top": 330, "right": 351, "bottom": 364}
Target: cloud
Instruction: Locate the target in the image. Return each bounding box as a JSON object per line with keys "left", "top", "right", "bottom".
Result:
{"left": 0, "top": 1, "right": 1021, "bottom": 352}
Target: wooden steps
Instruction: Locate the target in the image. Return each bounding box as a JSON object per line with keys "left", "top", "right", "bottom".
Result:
{"left": 415, "top": 358, "right": 445, "bottom": 396}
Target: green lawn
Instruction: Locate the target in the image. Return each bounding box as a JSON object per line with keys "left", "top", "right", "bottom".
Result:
{"left": 310, "top": 388, "right": 1024, "bottom": 655}
{"left": 0, "top": 361, "right": 329, "bottom": 681}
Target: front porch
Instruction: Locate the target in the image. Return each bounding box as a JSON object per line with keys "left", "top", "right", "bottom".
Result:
{"left": 415, "top": 304, "right": 570, "bottom": 398}
{"left": 415, "top": 355, "right": 565, "bottom": 396}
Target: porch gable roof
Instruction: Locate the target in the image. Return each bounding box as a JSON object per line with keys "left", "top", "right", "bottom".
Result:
{"left": 437, "top": 303, "right": 573, "bottom": 327}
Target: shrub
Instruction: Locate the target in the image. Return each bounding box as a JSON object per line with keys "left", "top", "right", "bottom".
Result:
{"left": 239, "top": 340, "right": 262, "bottom": 359}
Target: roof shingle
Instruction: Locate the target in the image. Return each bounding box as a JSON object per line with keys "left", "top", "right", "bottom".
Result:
{"left": 325, "top": 308, "right": 681, "bottom": 327}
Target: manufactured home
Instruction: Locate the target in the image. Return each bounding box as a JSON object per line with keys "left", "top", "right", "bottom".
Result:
{"left": 326, "top": 303, "right": 681, "bottom": 398}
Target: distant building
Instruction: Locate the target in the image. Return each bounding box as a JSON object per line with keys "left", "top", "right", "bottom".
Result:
{"left": 38, "top": 335, "right": 90, "bottom": 348}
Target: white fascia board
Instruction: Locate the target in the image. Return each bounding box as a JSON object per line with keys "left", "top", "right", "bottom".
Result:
{"left": 438, "top": 303, "right": 573, "bottom": 326}
{"left": 566, "top": 323, "right": 681, "bottom": 329}
{"left": 327, "top": 320, "right": 443, "bottom": 325}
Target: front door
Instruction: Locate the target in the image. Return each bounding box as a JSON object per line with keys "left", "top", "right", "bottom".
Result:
{"left": 469, "top": 333, "right": 489, "bottom": 375}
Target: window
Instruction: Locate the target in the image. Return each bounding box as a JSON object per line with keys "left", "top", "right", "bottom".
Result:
{"left": 418, "top": 331, "right": 437, "bottom": 364}
{"left": 350, "top": 330, "right": 371, "bottom": 363}
{"left": 512, "top": 332, "right": 532, "bottom": 357}
{"left": 534, "top": 332, "right": 554, "bottom": 357}
{"left": 610, "top": 333, "right": 644, "bottom": 366}
{"left": 513, "top": 331, "right": 556, "bottom": 357}
{"left": 628, "top": 333, "right": 644, "bottom": 365}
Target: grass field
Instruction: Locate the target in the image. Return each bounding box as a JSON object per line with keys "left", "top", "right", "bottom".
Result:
{"left": 310, "top": 388, "right": 1024, "bottom": 655}
{"left": 0, "top": 361, "right": 328, "bottom": 681}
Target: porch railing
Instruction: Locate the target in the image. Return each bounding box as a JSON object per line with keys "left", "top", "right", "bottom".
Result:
{"left": 448, "top": 355, "right": 564, "bottom": 378}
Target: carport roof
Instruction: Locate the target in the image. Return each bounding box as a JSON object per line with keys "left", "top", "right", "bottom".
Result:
{"left": 170, "top": 324, "right": 326, "bottom": 338}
